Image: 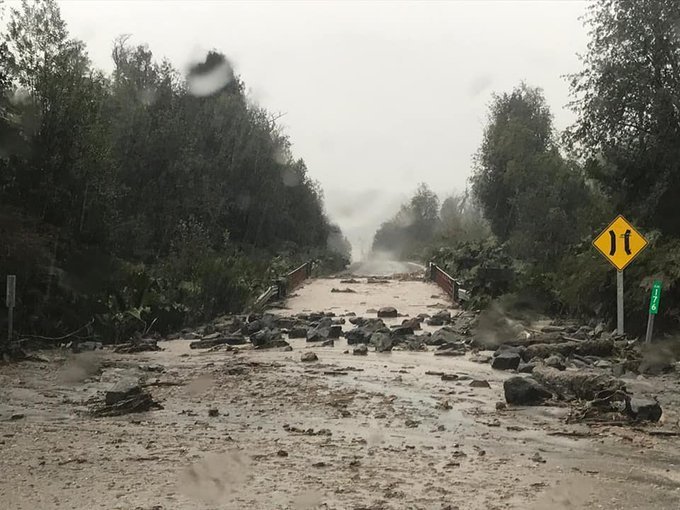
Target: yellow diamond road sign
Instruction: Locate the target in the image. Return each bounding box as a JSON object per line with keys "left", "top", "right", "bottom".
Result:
{"left": 593, "top": 215, "right": 648, "bottom": 271}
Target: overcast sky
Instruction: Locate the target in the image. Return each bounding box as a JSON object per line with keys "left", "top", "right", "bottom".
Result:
{"left": 56, "top": 0, "right": 589, "bottom": 258}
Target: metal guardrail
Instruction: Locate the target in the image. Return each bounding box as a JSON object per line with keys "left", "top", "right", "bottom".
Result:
{"left": 251, "top": 261, "right": 314, "bottom": 311}
{"left": 428, "top": 262, "right": 468, "bottom": 303}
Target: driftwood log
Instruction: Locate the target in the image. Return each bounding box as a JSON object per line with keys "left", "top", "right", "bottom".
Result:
{"left": 522, "top": 337, "right": 614, "bottom": 361}
{"left": 532, "top": 365, "right": 625, "bottom": 401}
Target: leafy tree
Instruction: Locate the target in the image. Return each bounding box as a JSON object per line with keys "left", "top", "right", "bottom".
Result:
{"left": 0, "top": 0, "right": 349, "bottom": 340}
{"left": 568, "top": 0, "right": 680, "bottom": 234}
{"left": 471, "top": 83, "right": 592, "bottom": 265}
{"left": 470, "top": 83, "right": 553, "bottom": 242}
{"left": 372, "top": 183, "right": 440, "bottom": 258}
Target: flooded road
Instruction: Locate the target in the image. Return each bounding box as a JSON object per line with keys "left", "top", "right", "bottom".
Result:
{"left": 1, "top": 265, "right": 679, "bottom": 509}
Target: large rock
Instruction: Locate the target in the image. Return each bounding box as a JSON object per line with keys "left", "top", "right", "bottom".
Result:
{"left": 491, "top": 352, "right": 521, "bottom": 371}
{"left": 105, "top": 379, "right": 143, "bottom": 405}
{"left": 190, "top": 335, "right": 246, "bottom": 349}
{"left": 288, "top": 327, "right": 308, "bottom": 339}
{"left": 250, "top": 328, "right": 282, "bottom": 347}
{"left": 494, "top": 344, "right": 526, "bottom": 358}
{"left": 329, "top": 325, "right": 343, "bottom": 338}
{"left": 504, "top": 376, "right": 552, "bottom": 405}
{"left": 627, "top": 398, "right": 662, "bottom": 422}
{"left": 371, "top": 332, "right": 393, "bottom": 352}
{"left": 306, "top": 327, "right": 330, "bottom": 342}
{"left": 401, "top": 318, "right": 421, "bottom": 330}
{"left": 545, "top": 355, "right": 566, "bottom": 371}
{"left": 301, "top": 352, "right": 318, "bottom": 362}
{"left": 353, "top": 344, "right": 368, "bottom": 355}
{"left": 345, "top": 327, "right": 372, "bottom": 345}
{"left": 377, "top": 307, "right": 398, "bottom": 318}
{"left": 426, "top": 326, "right": 465, "bottom": 346}
{"left": 391, "top": 325, "right": 414, "bottom": 336}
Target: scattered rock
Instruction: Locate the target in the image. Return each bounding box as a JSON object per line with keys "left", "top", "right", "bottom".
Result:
{"left": 320, "top": 339, "right": 334, "bottom": 347}
{"left": 491, "top": 352, "right": 521, "bottom": 371}
{"left": 531, "top": 452, "right": 546, "bottom": 463}
{"left": 190, "top": 335, "right": 246, "bottom": 349}
{"left": 434, "top": 347, "right": 466, "bottom": 357}
{"left": 469, "top": 379, "right": 491, "bottom": 388}
{"left": 288, "top": 327, "right": 308, "bottom": 339}
{"left": 377, "top": 307, "right": 398, "bottom": 318}
{"left": 518, "top": 362, "right": 536, "bottom": 374}
{"left": 504, "top": 376, "right": 552, "bottom": 405}
{"left": 94, "top": 379, "right": 161, "bottom": 417}
{"left": 331, "top": 288, "right": 356, "bottom": 293}
{"left": 627, "top": 398, "right": 662, "bottom": 422}
{"left": 301, "top": 352, "right": 319, "bottom": 362}
{"left": 545, "top": 355, "right": 566, "bottom": 371}
{"left": 277, "top": 450, "right": 288, "bottom": 457}
{"left": 114, "top": 338, "right": 160, "bottom": 354}
{"left": 353, "top": 344, "right": 368, "bottom": 356}
{"left": 371, "top": 331, "right": 393, "bottom": 352}
{"left": 208, "top": 408, "right": 219, "bottom": 417}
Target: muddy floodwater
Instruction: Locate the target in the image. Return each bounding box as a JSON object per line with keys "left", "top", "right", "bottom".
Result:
{"left": 1, "top": 271, "right": 680, "bottom": 509}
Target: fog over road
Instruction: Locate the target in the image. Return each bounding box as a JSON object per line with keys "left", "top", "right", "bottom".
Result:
{"left": 347, "top": 257, "right": 426, "bottom": 277}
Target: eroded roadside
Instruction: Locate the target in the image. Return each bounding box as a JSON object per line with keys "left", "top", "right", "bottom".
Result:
{"left": 1, "top": 275, "right": 680, "bottom": 510}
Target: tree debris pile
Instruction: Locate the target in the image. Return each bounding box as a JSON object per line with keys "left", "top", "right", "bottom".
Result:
{"left": 91, "top": 379, "right": 162, "bottom": 417}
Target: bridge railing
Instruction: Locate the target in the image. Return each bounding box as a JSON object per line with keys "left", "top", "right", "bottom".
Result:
{"left": 428, "top": 262, "right": 467, "bottom": 303}
{"left": 251, "top": 260, "right": 314, "bottom": 311}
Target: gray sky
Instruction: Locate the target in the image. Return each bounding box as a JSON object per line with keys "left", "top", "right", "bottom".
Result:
{"left": 56, "top": 0, "right": 589, "bottom": 258}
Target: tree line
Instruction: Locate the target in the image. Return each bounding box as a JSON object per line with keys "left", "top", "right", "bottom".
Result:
{"left": 0, "top": 0, "right": 350, "bottom": 342}
{"left": 374, "top": 0, "right": 680, "bottom": 333}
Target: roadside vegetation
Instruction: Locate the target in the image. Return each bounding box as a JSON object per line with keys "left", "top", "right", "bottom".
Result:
{"left": 0, "top": 0, "right": 350, "bottom": 342}
{"left": 372, "top": 0, "right": 680, "bottom": 334}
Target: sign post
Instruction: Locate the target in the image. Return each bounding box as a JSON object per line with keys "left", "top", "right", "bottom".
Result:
{"left": 616, "top": 270, "right": 624, "bottom": 335}
{"left": 6, "top": 275, "right": 16, "bottom": 343}
{"left": 593, "top": 215, "right": 648, "bottom": 336}
{"left": 645, "top": 280, "right": 662, "bottom": 344}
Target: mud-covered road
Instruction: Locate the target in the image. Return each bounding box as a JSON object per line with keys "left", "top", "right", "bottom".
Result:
{"left": 1, "top": 271, "right": 680, "bottom": 509}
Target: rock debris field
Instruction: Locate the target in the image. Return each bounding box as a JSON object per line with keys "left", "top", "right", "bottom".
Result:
{"left": 1, "top": 273, "right": 680, "bottom": 509}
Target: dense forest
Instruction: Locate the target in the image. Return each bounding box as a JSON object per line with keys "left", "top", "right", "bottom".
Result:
{"left": 0, "top": 0, "right": 350, "bottom": 341}
{"left": 373, "top": 0, "right": 680, "bottom": 334}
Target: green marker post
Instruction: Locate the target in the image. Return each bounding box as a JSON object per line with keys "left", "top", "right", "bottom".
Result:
{"left": 645, "top": 280, "right": 662, "bottom": 344}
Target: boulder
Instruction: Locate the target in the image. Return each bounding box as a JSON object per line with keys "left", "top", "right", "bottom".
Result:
{"left": 494, "top": 344, "right": 526, "bottom": 358}
{"left": 329, "top": 325, "right": 343, "bottom": 338}
{"left": 105, "top": 379, "right": 142, "bottom": 405}
{"left": 288, "top": 327, "right": 308, "bottom": 339}
{"left": 377, "top": 307, "right": 398, "bottom": 318}
{"left": 491, "top": 352, "right": 521, "bottom": 371}
{"left": 504, "top": 376, "right": 552, "bottom": 405}
{"left": 426, "top": 317, "right": 445, "bottom": 326}
{"left": 518, "top": 362, "right": 536, "bottom": 374}
{"left": 306, "top": 327, "right": 330, "bottom": 342}
{"left": 250, "top": 328, "right": 282, "bottom": 347}
{"left": 353, "top": 344, "right": 368, "bottom": 355}
{"left": 391, "top": 325, "right": 414, "bottom": 336}
{"left": 301, "top": 352, "right": 319, "bottom": 362}
{"left": 627, "top": 398, "right": 662, "bottom": 422}
{"left": 401, "top": 318, "right": 422, "bottom": 330}
{"left": 190, "top": 335, "right": 246, "bottom": 349}
{"left": 371, "top": 332, "right": 392, "bottom": 352}
{"left": 434, "top": 347, "right": 466, "bottom": 357}
{"left": 545, "top": 355, "right": 566, "bottom": 371}
{"left": 345, "top": 327, "right": 372, "bottom": 345}
{"left": 426, "top": 326, "right": 465, "bottom": 346}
